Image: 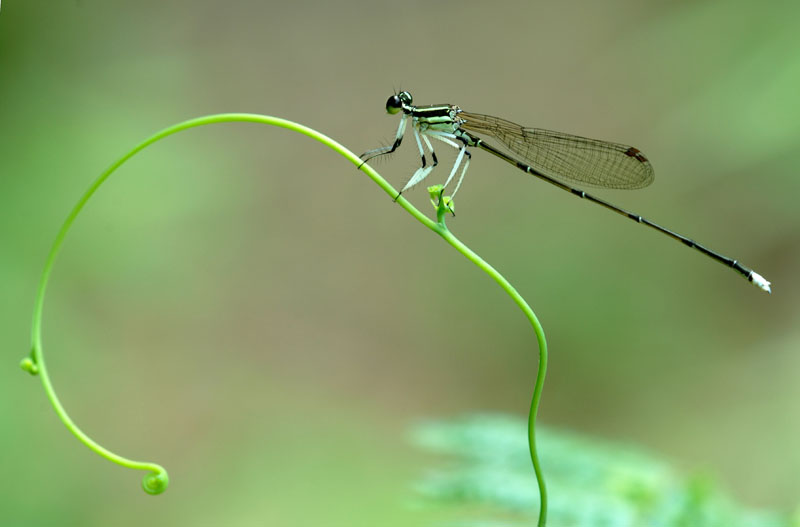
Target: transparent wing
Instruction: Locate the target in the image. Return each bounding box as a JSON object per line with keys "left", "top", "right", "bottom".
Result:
{"left": 460, "top": 111, "right": 654, "bottom": 190}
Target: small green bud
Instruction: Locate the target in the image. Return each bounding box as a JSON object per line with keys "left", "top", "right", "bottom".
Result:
{"left": 427, "top": 184, "right": 445, "bottom": 201}
{"left": 427, "top": 185, "right": 454, "bottom": 214}
{"left": 20, "top": 357, "right": 39, "bottom": 375}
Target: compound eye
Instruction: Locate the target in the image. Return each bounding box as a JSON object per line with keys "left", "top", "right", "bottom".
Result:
{"left": 385, "top": 95, "right": 403, "bottom": 114}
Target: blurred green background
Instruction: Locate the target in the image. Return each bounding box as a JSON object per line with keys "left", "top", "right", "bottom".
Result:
{"left": 1, "top": 1, "right": 797, "bottom": 525}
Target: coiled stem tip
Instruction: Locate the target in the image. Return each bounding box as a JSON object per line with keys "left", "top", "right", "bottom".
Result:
{"left": 142, "top": 468, "right": 169, "bottom": 495}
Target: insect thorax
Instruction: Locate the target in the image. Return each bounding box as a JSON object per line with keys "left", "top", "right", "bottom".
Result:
{"left": 413, "top": 105, "right": 464, "bottom": 135}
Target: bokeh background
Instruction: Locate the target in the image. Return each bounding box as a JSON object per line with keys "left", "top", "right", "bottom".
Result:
{"left": 1, "top": 1, "right": 798, "bottom": 525}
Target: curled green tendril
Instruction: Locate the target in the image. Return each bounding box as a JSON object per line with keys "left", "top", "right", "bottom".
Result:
{"left": 22, "top": 113, "right": 548, "bottom": 523}
{"left": 142, "top": 469, "right": 169, "bottom": 495}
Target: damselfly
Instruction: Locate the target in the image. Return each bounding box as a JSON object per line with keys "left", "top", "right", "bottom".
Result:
{"left": 360, "top": 91, "right": 771, "bottom": 293}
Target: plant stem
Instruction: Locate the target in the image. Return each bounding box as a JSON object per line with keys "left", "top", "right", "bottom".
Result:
{"left": 23, "top": 113, "right": 547, "bottom": 523}
{"left": 431, "top": 197, "right": 548, "bottom": 526}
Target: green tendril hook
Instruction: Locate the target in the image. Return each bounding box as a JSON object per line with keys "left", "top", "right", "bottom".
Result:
{"left": 21, "top": 113, "right": 548, "bottom": 524}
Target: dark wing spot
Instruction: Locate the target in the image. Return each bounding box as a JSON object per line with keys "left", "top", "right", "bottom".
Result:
{"left": 624, "top": 146, "right": 649, "bottom": 164}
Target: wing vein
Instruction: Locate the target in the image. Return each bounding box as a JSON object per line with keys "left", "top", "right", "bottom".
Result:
{"left": 460, "top": 111, "right": 654, "bottom": 190}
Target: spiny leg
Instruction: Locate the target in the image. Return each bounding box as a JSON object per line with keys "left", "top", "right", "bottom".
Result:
{"left": 426, "top": 131, "right": 460, "bottom": 150}
{"left": 450, "top": 149, "right": 472, "bottom": 199}
{"left": 402, "top": 128, "right": 465, "bottom": 193}
{"left": 440, "top": 142, "right": 467, "bottom": 190}
{"left": 430, "top": 133, "right": 473, "bottom": 201}
{"left": 413, "top": 120, "right": 427, "bottom": 168}
{"left": 397, "top": 125, "right": 437, "bottom": 197}
{"left": 426, "top": 132, "right": 468, "bottom": 213}
{"left": 421, "top": 134, "right": 439, "bottom": 168}
{"left": 359, "top": 113, "right": 408, "bottom": 167}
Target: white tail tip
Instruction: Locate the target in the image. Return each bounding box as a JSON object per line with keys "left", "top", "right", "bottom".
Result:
{"left": 750, "top": 271, "right": 772, "bottom": 293}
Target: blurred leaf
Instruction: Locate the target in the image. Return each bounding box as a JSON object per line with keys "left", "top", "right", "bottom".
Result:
{"left": 412, "top": 414, "right": 793, "bottom": 527}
